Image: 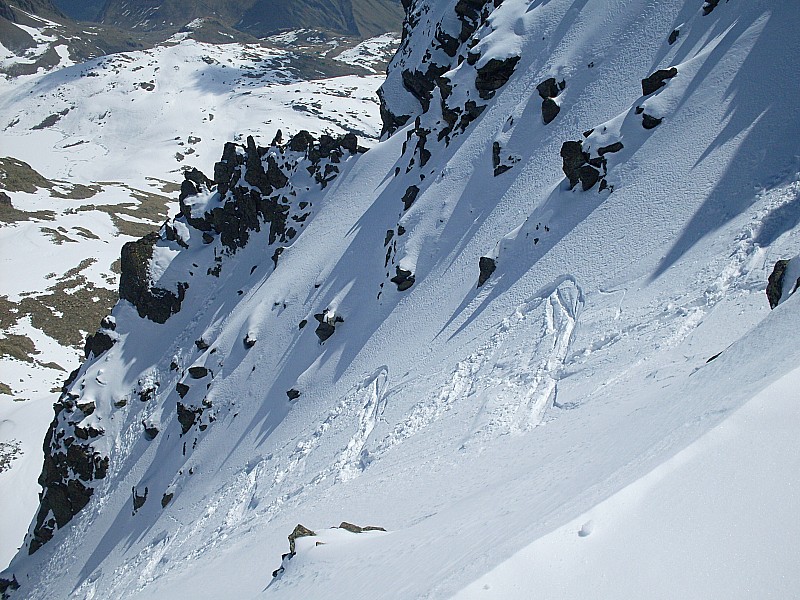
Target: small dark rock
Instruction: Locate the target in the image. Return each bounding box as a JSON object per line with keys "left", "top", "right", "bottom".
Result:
{"left": 202, "top": 232, "right": 214, "bottom": 244}
{"left": 560, "top": 141, "right": 588, "bottom": 189}
{"left": 766, "top": 259, "right": 790, "bottom": 309}
{"left": 391, "top": 267, "right": 415, "bottom": 291}
{"left": 132, "top": 486, "right": 148, "bottom": 513}
{"left": 541, "top": 98, "right": 560, "bottom": 124}
{"left": 339, "top": 522, "right": 386, "bottom": 534}
{"left": 188, "top": 366, "right": 208, "bottom": 379}
{"left": 176, "top": 382, "right": 190, "bottom": 398}
{"left": 287, "top": 389, "right": 301, "bottom": 401}
{"left": 161, "top": 492, "right": 173, "bottom": 508}
{"left": 702, "top": 0, "right": 720, "bottom": 16}
{"left": 641, "top": 67, "right": 678, "bottom": 96}
{"left": 195, "top": 338, "right": 210, "bottom": 350}
{"left": 478, "top": 257, "right": 496, "bottom": 288}
{"left": 402, "top": 185, "right": 420, "bottom": 210}
{"left": 642, "top": 113, "right": 663, "bottom": 129}
{"left": 143, "top": 423, "right": 159, "bottom": 440}
{"left": 315, "top": 322, "right": 336, "bottom": 343}
{"left": 597, "top": 142, "right": 624, "bottom": 155}
{"left": 299, "top": 319, "right": 307, "bottom": 329}
{"left": 668, "top": 29, "right": 680, "bottom": 44}
{"left": 244, "top": 334, "right": 257, "bottom": 349}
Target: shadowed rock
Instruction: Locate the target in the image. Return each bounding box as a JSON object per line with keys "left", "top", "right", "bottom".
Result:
{"left": 641, "top": 67, "right": 677, "bottom": 96}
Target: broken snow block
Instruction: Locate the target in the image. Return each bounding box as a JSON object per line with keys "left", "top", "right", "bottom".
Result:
{"left": 641, "top": 67, "right": 677, "bottom": 96}
{"left": 478, "top": 257, "right": 497, "bottom": 287}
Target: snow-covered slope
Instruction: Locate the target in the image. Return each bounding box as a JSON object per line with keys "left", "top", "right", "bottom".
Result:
{"left": 2, "top": 0, "right": 800, "bottom": 597}
{"left": 0, "top": 22, "right": 395, "bottom": 571}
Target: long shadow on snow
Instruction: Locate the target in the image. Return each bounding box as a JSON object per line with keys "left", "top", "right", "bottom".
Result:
{"left": 441, "top": 180, "right": 605, "bottom": 340}
{"left": 652, "top": 3, "right": 799, "bottom": 279}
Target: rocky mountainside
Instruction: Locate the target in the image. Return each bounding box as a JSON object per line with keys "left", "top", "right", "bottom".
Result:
{"left": 2, "top": 0, "right": 800, "bottom": 598}
{"left": 57, "top": 0, "right": 406, "bottom": 38}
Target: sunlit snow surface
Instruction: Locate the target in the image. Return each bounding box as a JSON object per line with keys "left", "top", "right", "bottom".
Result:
{"left": 2, "top": 0, "right": 800, "bottom": 597}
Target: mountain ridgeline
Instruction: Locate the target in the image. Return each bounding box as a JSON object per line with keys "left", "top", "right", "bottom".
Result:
{"left": 53, "top": 0, "right": 405, "bottom": 37}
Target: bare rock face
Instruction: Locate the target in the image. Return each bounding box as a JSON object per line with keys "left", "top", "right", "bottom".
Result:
{"left": 119, "top": 232, "right": 188, "bottom": 324}
{"left": 536, "top": 77, "right": 566, "bottom": 124}
{"left": 28, "top": 368, "right": 109, "bottom": 555}
{"left": 475, "top": 56, "right": 520, "bottom": 99}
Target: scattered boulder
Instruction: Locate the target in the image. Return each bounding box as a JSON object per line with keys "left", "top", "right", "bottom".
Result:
{"left": 767, "top": 258, "right": 800, "bottom": 309}
{"left": 244, "top": 334, "right": 257, "bottom": 349}
{"left": 176, "top": 382, "right": 190, "bottom": 399}
{"left": 641, "top": 67, "right": 677, "bottom": 96}
{"left": 668, "top": 29, "right": 680, "bottom": 44}
{"left": 478, "top": 256, "right": 496, "bottom": 287}
{"left": 314, "top": 311, "right": 344, "bottom": 343}
{"left": 492, "top": 142, "right": 512, "bottom": 176}
{"left": 161, "top": 492, "right": 174, "bottom": 508}
{"left": 536, "top": 77, "right": 565, "bottom": 124}
{"left": 402, "top": 185, "right": 420, "bottom": 210}
{"left": 641, "top": 113, "right": 663, "bottom": 129}
{"left": 177, "top": 402, "right": 202, "bottom": 435}
{"left": 338, "top": 522, "right": 386, "bottom": 533}
{"left": 132, "top": 486, "right": 148, "bottom": 514}
{"left": 287, "top": 389, "right": 301, "bottom": 401}
{"left": 391, "top": 267, "right": 415, "bottom": 291}
{"left": 188, "top": 366, "right": 209, "bottom": 379}
{"left": 143, "top": 423, "right": 159, "bottom": 440}
{"left": 195, "top": 338, "right": 210, "bottom": 350}
{"left": 702, "top": 0, "right": 721, "bottom": 16}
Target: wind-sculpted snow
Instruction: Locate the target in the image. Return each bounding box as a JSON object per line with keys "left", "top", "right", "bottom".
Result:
{"left": 2, "top": 0, "right": 800, "bottom": 598}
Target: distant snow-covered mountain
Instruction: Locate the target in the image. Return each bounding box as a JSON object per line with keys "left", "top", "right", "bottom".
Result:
{"left": 2, "top": 0, "right": 800, "bottom": 598}
{"left": 53, "top": 0, "right": 405, "bottom": 38}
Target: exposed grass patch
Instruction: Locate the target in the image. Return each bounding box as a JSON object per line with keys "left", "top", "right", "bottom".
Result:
{"left": 0, "top": 333, "right": 39, "bottom": 362}
{"left": 0, "top": 157, "right": 52, "bottom": 193}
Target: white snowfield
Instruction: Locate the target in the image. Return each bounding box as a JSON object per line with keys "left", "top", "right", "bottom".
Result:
{"left": 2, "top": 0, "right": 800, "bottom": 598}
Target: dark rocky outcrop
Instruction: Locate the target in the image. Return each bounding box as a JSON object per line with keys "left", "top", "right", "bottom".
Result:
{"left": 475, "top": 56, "right": 520, "bottom": 99}
{"left": 641, "top": 67, "right": 677, "bottom": 96}
{"left": 119, "top": 232, "right": 188, "bottom": 324}
{"left": 272, "top": 524, "right": 317, "bottom": 578}
{"left": 560, "top": 139, "right": 622, "bottom": 192}
{"left": 28, "top": 367, "right": 110, "bottom": 555}
{"left": 478, "top": 256, "right": 496, "bottom": 287}
{"left": 766, "top": 259, "right": 799, "bottom": 309}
